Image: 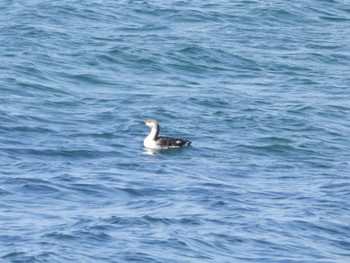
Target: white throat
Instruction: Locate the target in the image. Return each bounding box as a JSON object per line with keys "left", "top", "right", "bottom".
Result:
{"left": 146, "top": 126, "right": 158, "bottom": 141}
{"left": 143, "top": 126, "right": 160, "bottom": 149}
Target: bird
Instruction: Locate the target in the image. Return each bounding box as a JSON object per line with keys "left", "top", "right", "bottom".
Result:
{"left": 142, "top": 119, "right": 192, "bottom": 150}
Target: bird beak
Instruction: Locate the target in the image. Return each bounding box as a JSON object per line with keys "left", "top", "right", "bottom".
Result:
{"left": 140, "top": 120, "right": 145, "bottom": 124}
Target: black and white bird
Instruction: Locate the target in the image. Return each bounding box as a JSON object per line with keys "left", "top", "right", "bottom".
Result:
{"left": 142, "top": 119, "right": 191, "bottom": 150}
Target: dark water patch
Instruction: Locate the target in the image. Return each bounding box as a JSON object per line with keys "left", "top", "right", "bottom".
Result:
{"left": 21, "top": 182, "right": 60, "bottom": 195}
{"left": 1, "top": 148, "right": 109, "bottom": 159}
{"left": 116, "top": 187, "right": 144, "bottom": 197}
{"left": 70, "top": 73, "right": 112, "bottom": 85}
{"left": 2, "top": 252, "right": 37, "bottom": 263}
{"left": 3, "top": 178, "right": 64, "bottom": 200}
{"left": 239, "top": 143, "right": 300, "bottom": 156}
{"left": 120, "top": 252, "right": 163, "bottom": 263}
{"left": 1, "top": 125, "right": 56, "bottom": 134}
{"left": 103, "top": 215, "right": 157, "bottom": 228}
{"left": 141, "top": 215, "right": 174, "bottom": 226}
{"left": 70, "top": 229, "right": 113, "bottom": 243}
{"left": 42, "top": 231, "right": 77, "bottom": 242}
{"left": 0, "top": 188, "right": 12, "bottom": 196}
{"left": 59, "top": 183, "right": 115, "bottom": 200}
{"left": 320, "top": 15, "right": 350, "bottom": 22}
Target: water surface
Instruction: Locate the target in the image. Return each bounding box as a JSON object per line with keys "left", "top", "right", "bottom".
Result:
{"left": 1, "top": 0, "right": 350, "bottom": 262}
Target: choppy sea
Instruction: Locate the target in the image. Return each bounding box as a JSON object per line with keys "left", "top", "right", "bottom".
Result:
{"left": 1, "top": 0, "right": 350, "bottom": 262}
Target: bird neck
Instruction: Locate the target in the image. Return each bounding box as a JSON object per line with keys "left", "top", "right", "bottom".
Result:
{"left": 148, "top": 124, "right": 159, "bottom": 141}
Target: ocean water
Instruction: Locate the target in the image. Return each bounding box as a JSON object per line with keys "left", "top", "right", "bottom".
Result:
{"left": 1, "top": 0, "right": 350, "bottom": 262}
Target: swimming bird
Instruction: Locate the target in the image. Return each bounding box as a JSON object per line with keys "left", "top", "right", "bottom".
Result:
{"left": 142, "top": 119, "right": 192, "bottom": 150}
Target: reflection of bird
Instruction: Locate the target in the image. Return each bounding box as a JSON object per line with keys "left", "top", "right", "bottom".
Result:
{"left": 142, "top": 119, "right": 192, "bottom": 150}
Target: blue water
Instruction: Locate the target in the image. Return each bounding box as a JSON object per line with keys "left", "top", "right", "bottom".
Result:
{"left": 1, "top": 0, "right": 350, "bottom": 262}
